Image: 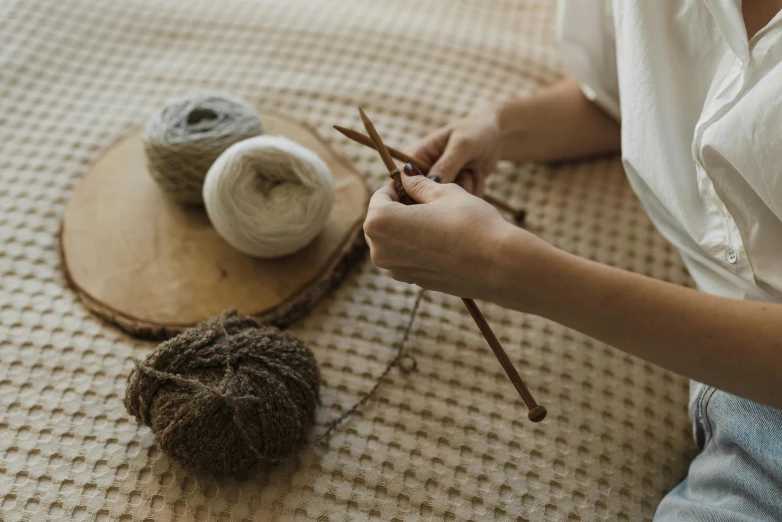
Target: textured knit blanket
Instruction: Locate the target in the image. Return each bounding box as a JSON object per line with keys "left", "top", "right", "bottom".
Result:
{"left": 0, "top": 1, "right": 697, "bottom": 520}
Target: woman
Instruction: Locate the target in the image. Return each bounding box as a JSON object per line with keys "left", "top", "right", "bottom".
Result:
{"left": 363, "top": 1, "right": 782, "bottom": 519}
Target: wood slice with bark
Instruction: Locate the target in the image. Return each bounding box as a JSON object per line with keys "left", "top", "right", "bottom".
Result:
{"left": 60, "top": 110, "right": 369, "bottom": 339}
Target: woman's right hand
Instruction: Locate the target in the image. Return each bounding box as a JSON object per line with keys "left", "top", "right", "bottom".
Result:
{"left": 405, "top": 104, "right": 502, "bottom": 197}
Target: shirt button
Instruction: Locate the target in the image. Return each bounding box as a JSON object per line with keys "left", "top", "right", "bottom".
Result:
{"left": 726, "top": 247, "right": 738, "bottom": 264}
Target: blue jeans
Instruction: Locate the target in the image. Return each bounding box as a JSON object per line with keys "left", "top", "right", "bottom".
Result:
{"left": 654, "top": 382, "right": 782, "bottom": 521}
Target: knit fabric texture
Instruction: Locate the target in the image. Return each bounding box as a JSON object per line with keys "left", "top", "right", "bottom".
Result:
{"left": 0, "top": 1, "right": 697, "bottom": 520}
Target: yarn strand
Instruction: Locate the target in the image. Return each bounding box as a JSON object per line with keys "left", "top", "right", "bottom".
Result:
{"left": 312, "top": 288, "right": 425, "bottom": 446}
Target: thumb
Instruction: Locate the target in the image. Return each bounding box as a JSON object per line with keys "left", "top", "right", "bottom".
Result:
{"left": 429, "top": 137, "right": 473, "bottom": 183}
{"left": 400, "top": 163, "right": 445, "bottom": 204}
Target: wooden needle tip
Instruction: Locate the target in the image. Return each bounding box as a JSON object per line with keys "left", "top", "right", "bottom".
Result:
{"left": 528, "top": 405, "right": 547, "bottom": 422}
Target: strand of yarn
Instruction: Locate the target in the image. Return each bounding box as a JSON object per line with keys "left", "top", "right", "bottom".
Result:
{"left": 311, "top": 288, "right": 424, "bottom": 445}
{"left": 143, "top": 92, "right": 264, "bottom": 204}
{"left": 203, "top": 135, "right": 335, "bottom": 258}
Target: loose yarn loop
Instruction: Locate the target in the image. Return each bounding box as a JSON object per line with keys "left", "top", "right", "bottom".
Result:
{"left": 203, "top": 135, "right": 335, "bottom": 258}
{"left": 311, "top": 288, "right": 424, "bottom": 445}
{"left": 143, "top": 92, "right": 264, "bottom": 204}
{"left": 124, "top": 310, "right": 319, "bottom": 475}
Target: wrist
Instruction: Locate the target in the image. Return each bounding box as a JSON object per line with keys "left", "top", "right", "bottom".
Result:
{"left": 493, "top": 98, "right": 533, "bottom": 162}
{"left": 485, "top": 224, "right": 565, "bottom": 314}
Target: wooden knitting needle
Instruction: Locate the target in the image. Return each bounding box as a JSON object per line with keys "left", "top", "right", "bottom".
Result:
{"left": 356, "top": 108, "right": 546, "bottom": 422}
{"left": 333, "top": 125, "right": 527, "bottom": 224}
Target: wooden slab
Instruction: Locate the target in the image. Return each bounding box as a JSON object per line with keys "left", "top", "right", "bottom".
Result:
{"left": 60, "top": 110, "right": 369, "bottom": 339}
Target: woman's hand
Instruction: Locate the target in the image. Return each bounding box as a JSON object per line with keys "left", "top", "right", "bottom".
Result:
{"left": 365, "top": 170, "right": 782, "bottom": 410}
{"left": 405, "top": 105, "right": 502, "bottom": 197}
{"left": 363, "top": 164, "right": 549, "bottom": 304}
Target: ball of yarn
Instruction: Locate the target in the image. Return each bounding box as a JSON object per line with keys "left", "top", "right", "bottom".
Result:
{"left": 143, "top": 92, "right": 264, "bottom": 204}
{"left": 124, "top": 310, "right": 320, "bottom": 475}
{"left": 203, "top": 135, "right": 335, "bottom": 258}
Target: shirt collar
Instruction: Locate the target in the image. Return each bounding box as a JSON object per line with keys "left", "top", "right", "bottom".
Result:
{"left": 702, "top": 0, "right": 750, "bottom": 66}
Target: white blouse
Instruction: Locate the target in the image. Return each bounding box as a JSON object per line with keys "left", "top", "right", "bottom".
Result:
{"left": 557, "top": 0, "right": 782, "bottom": 303}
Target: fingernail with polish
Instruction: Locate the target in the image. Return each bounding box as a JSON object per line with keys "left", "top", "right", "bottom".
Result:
{"left": 403, "top": 163, "right": 417, "bottom": 176}
{"left": 428, "top": 175, "right": 441, "bottom": 183}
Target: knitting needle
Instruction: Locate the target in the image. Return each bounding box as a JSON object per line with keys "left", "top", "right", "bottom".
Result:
{"left": 358, "top": 109, "right": 397, "bottom": 172}
{"left": 333, "top": 125, "right": 527, "bottom": 224}
{"left": 356, "top": 108, "right": 546, "bottom": 422}
{"left": 334, "top": 124, "right": 429, "bottom": 172}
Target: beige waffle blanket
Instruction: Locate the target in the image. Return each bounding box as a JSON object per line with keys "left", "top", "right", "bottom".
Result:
{"left": 0, "top": 1, "right": 699, "bottom": 520}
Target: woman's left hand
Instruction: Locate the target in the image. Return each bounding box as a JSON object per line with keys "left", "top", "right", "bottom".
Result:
{"left": 363, "top": 164, "right": 538, "bottom": 303}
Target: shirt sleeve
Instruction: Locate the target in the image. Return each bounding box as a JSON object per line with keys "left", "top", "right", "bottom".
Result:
{"left": 556, "top": 0, "right": 621, "bottom": 120}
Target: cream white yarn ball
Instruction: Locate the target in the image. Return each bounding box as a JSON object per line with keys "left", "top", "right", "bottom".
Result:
{"left": 203, "top": 135, "right": 335, "bottom": 258}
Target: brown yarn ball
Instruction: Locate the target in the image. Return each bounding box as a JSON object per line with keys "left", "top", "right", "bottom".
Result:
{"left": 124, "top": 310, "right": 319, "bottom": 475}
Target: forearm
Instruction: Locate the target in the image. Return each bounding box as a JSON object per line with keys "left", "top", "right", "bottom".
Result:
{"left": 491, "top": 228, "right": 782, "bottom": 408}
{"left": 494, "top": 77, "right": 621, "bottom": 163}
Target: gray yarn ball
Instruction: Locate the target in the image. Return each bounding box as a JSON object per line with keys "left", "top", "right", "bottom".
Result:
{"left": 124, "top": 310, "right": 320, "bottom": 475}
{"left": 143, "top": 92, "right": 264, "bottom": 205}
